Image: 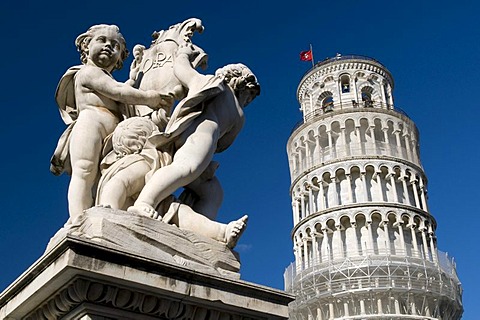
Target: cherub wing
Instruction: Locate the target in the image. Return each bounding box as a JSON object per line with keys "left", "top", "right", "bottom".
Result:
{"left": 55, "top": 65, "right": 82, "bottom": 125}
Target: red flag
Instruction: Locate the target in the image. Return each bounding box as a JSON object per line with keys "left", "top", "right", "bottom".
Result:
{"left": 300, "top": 50, "right": 312, "bottom": 61}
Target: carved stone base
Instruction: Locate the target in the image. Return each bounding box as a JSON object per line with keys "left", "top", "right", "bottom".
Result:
{"left": 0, "top": 209, "right": 293, "bottom": 319}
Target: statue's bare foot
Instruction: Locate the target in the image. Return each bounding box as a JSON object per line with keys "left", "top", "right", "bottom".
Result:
{"left": 225, "top": 215, "right": 248, "bottom": 249}
{"left": 127, "top": 202, "right": 160, "bottom": 220}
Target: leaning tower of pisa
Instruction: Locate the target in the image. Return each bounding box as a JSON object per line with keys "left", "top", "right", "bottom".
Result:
{"left": 284, "top": 55, "right": 463, "bottom": 319}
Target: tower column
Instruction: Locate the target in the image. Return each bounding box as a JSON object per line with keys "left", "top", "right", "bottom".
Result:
{"left": 346, "top": 173, "right": 353, "bottom": 204}
{"left": 369, "top": 126, "right": 376, "bottom": 153}
{"left": 340, "top": 126, "right": 347, "bottom": 157}
{"left": 319, "top": 181, "right": 326, "bottom": 210}
{"left": 420, "top": 225, "right": 431, "bottom": 260}
{"left": 314, "top": 134, "right": 321, "bottom": 164}
{"left": 303, "top": 237, "right": 310, "bottom": 268}
{"left": 327, "top": 130, "right": 333, "bottom": 159}
{"left": 419, "top": 177, "right": 428, "bottom": 211}
{"left": 381, "top": 219, "right": 391, "bottom": 255}
{"left": 400, "top": 173, "right": 411, "bottom": 205}
{"left": 292, "top": 198, "right": 299, "bottom": 225}
{"left": 301, "top": 194, "right": 306, "bottom": 219}
{"left": 382, "top": 126, "right": 391, "bottom": 154}
{"left": 395, "top": 220, "right": 406, "bottom": 255}
{"left": 312, "top": 231, "right": 319, "bottom": 264}
{"left": 321, "top": 228, "right": 330, "bottom": 262}
{"left": 305, "top": 140, "right": 311, "bottom": 167}
{"left": 403, "top": 133, "right": 412, "bottom": 161}
{"left": 408, "top": 222, "right": 420, "bottom": 257}
{"left": 410, "top": 178, "right": 421, "bottom": 209}
{"left": 361, "top": 172, "right": 369, "bottom": 202}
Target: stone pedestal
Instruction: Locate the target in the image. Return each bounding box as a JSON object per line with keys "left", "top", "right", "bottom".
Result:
{"left": 0, "top": 208, "right": 293, "bottom": 319}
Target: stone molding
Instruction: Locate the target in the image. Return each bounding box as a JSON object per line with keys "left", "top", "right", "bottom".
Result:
{"left": 0, "top": 209, "right": 293, "bottom": 320}
{"left": 25, "top": 277, "right": 263, "bottom": 320}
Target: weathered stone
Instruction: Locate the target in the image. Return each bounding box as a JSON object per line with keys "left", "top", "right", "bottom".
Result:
{"left": 47, "top": 207, "right": 241, "bottom": 277}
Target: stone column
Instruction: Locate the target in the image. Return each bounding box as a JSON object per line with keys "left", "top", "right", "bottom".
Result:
{"left": 305, "top": 140, "right": 311, "bottom": 167}
{"left": 377, "top": 297, "right": 383, "bottom": 314}
{"left": 393, "top": 127, "right": 402, "bottom": 157}
{"left": 428, "top": 226, "right": 438, "bottom": 262}
{"left": 328, "top": 301, "right": 335, "bottom": 319}
{"left": 340, "top": 126, "right": 347, "bottom": 157}
{"left": 315, "top": 134, "right": 321, "bottom": 164}
{"left": 345, "top": 173, "right": 353, "bottom": 204}
{"left": 374, "top": 172, "right": 384, "bottom": 202}
{"left": 294, "top": 243, "right": 301, "bottom": 272}
{"left": 367, "top": 221, "right": 375, "bottom": 254}
{"left": 331, "top": 177, "right": 339, "bottom": 207}
{"left": 395, "top": 220, "right": 406, "bottom": 255}
{"left": 403, "top": 133, "right": 412, "bottom": 161}
{"left": 343, "top": 300, "right": 349, "bottom": 317}
{"left": 303, "top": 237, "right": 310, "bottom": 268}
{"left": 327, "top": 131, "right": 333, "bottom": 160}
{"left": 301, "top": 194, "right": 306, "bottom": 219}
{"left": 400, "top": 174, "right": 411, "bottom": 205}
{"left": 291, "top": 151, "right": 297, "bottom": 174}
{"left": 312, "top": 232, "right": 319, "bottom": 265}
{"left": 319, "top": 181, "right": 326, "bottom": 210}
{"left": 420, "top": 226, "right": 431, "bottom": 261}
{"left": 410, "top": 178, "right": 421, "bottom": 209}
{"left": 408, "top": 222, "right": 420, "bottom": 258}
{"left": 317, "top": 307, "right": 323, "bottom": 320}
{"left": 355, "top": 126, "right": 362, "bottom": 155}
{"left": 369, "top": 126, "right": 376, "bottom": 154}
{"left": 386, "top": 171, "right": 398, "bottom": 203}
{"left": 333, "top": 224, "right": 343, "bottom": 259}
{"left": 361, "top": 172, "right": 369, "bottom": 202}
{"left": 382, "top": 126, "right": 390, "bottom": 154}
{"left": 419, "top": 177, "right": 428, "bottom": 211}
{"left": 322, "top": 228, "right": 330, "bottom": 262}
{"left": 411, "top": 137, "right": 419, "bottom": 162}
{"left": 308, "top": 185, "right": 314, "bottom": 215}
{"left": 379, "top": 81, "right": 387, "bottom": 107}
{"left": 350, "top": 221, "right": 359, "bottom": 256}
{"left": 292, "top": 198, "right": 299, "bottom": 225}
{"left": 381, "top": 220, "right": 390, "bottom": 255}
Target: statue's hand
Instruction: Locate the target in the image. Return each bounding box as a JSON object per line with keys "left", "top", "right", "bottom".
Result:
{"left": 133, "top": 45, "right": 145, "bottom": 62}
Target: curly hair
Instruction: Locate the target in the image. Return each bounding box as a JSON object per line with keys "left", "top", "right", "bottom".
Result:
{"left": 75, "top": 24, "right": 129, "bottom": 70}
{"left": 112, "top": 117, "right": 157, "bottom": 158}
{"left": 215, "top": 63, "right": 260, "bottom": 98}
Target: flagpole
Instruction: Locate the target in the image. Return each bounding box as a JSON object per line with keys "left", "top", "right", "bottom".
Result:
{"left": 310, "top": 44, "right": 314, "bottom": 68}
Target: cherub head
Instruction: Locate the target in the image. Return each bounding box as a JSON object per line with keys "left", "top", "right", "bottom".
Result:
{"left": 75, "top": 24, "right": 129, "bottom": 71}
{"left": 112, "top": 117, "right": 158, "bottom": 158}
{"left": 215, "top": 64, "right": 260, "bottom": 107}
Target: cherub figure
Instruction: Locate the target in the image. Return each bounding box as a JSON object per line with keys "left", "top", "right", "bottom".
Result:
{"left": 128, "top": 44, "right": 260, "bottom": 220}
{"left": 51, "top": 24, "right": 172, "bottom": 223}
{"left": 96, "top": 116, "right": 247, "bottom": 248}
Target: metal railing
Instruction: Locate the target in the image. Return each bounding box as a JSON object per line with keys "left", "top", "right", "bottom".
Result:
{"left": 284, "top": 249, "right": 461, "bottom": 301}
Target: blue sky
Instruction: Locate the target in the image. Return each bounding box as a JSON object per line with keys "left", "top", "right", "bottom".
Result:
{"left": 1, "top": 1, "right": 479, "bottom": 318}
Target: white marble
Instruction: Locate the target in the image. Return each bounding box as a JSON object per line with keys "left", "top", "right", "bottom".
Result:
{"left": 50, "top": 19, "right": 259, "bottom": 250}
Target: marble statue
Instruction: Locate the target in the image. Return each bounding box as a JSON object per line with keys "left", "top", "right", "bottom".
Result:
{"left": 128, "top": 44, "right": 260, "bottom": 218}
{"left": 50, "top": 20, "right": 260, "bottom": 250}
{"left": 51, "top": 24, "right": 172, "bottom": 223}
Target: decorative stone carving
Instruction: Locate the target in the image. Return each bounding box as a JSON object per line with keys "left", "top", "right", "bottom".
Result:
{"left": 46, "top": 207, "right": 242, "bottom": 276}
{"left": 26, "top": 278, "right": 257, "bottom": 320}
{"left": 49, "top": 19, "right": 260, "bottom": 252}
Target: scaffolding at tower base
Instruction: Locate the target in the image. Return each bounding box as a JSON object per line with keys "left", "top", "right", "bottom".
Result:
{"left": 284, "top": 249, "right": 462, "bottom": 320}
